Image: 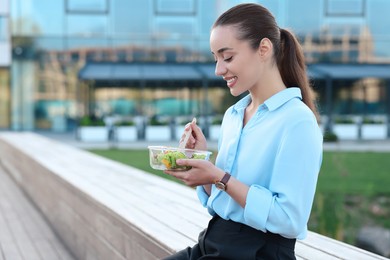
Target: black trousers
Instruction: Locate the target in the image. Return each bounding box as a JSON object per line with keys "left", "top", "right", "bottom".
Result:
{"left": 163, "top": 215, "right": 296, "bottom": 260}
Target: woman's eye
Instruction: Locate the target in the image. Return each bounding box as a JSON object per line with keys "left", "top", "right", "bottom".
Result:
{"left": 224, "top": 57, "right": 233, "bottom": 62}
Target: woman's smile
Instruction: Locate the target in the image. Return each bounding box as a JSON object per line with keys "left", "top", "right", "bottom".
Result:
{"left": 224, "top": 76, "right": 238, "bottom": 88}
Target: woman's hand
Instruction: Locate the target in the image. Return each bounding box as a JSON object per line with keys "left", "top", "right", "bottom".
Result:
{"left": 166, "top": 158, "right": 249, "bottom": 208}
{"left": 164, "top": 159, "right": 224, "bottom": 188}
{"left": 179, "top": 118, "right": 207, "bottom": 151}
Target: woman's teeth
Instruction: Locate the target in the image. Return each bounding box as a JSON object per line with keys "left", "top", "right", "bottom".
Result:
{"left": 227, "top": 77, "right": 237, "bottom": 83}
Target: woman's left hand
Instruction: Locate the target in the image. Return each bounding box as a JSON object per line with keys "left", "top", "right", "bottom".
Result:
{"left": 164, "top": 159, "right": 223, "bottom": 187}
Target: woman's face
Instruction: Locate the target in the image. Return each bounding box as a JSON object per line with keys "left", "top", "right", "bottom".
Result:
{"left": 210, "top": 25, "right": 263, "bottom": 96}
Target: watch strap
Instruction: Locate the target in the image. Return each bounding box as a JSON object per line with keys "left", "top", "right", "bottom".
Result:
{"left": 220, "top": 172, "right": 231, "bottom": 185}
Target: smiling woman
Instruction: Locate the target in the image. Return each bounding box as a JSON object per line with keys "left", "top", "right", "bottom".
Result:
{"left": 163, "top": 3, "right": 323, "bottom": 260}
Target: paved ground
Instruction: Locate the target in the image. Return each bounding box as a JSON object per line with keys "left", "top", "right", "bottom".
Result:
{"left": 36, "top": 131, "right": 390, "bottom": 152}
{"left": 0, "top": 164, "right": 75, "bottom": 260}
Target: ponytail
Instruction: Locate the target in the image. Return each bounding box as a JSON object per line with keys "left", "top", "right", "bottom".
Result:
{"left": 278, "top": 28, "right": 319, "bottom": 121}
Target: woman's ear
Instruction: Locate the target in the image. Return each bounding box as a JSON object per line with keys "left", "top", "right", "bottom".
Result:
{"left": 258, "top": 38, "right": 273, "bottom": 59}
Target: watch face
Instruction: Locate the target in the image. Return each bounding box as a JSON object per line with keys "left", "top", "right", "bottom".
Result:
{"left": 215, "top": 182, "right": 226, "bottom": 191}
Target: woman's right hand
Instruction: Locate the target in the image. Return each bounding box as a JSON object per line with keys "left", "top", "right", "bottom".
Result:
{"left": 180, "top": 119, "right": 207, "bottom": 151}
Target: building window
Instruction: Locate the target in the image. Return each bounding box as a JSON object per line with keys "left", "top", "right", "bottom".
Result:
{"left": 155, "top": 17, "right": 195, "bottom": 36}
{"left": 154, "top": 0, "right": 196, "bottom": 16}
{"left": 325, "top": 0, "right": 365, "bottom": 17}
{"left": 66, "top": 0, "right": 108, "bottom": 14}
{"left": 65, "top": 0, "right": 109, "bottom": 37}
{"left": 66, "top": 15, "right": 108, "bottom": 36}
{"left": 0, "top": 0, "right": 9, "bottom": 15}
{"left": 0, "top": 17, "right": 8, "bottom": 42}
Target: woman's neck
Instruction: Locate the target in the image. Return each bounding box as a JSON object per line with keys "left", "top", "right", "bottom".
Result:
{"left": 249, "top": 68, "right": 286, "bottom": 109}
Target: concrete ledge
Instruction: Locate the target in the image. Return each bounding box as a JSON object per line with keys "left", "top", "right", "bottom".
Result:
{"left": 0, "top": 132, "right": 387, "bottom": 260}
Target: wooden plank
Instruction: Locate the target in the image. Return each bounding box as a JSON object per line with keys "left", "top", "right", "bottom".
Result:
{"left": 300, "top": 231, "right": 388, "bottom": 259}
{"left": 0, "top": 245, "right": 5, "bottom": 260}
{"left": 34, "top": 240, "right": 62, "bottom": 260}
{"left": 0, "top": 164, "right": 75, "bottom": 260}
{"left": 2, "top": 175, "right": 56, "bottom": 241}
{"left": 0, "top": 200, "right": 14, "bottom": 244}
{"left": 14, "top": 239, "right": 41, "bottom": 260}
{"left": 296, "top": 241, "right": 343, "bottom": 259}
{"left": 0, "top": 171, "right": 45, "bottom": 260}
{"left": 0, "top": 242, "right": 23, "bottom": 260}
{"left": 88, "top": 177, "right": 209, "bottom": 236}
{"left": 50, "top": 240, "right": 76, "bottom": 260}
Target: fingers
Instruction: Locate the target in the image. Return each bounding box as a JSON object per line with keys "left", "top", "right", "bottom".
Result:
{"left": 164, "top": 169, "right": 187, "bottom": 179}
{"left": 164, "top": 168, "right": 194, "bottom": 186}
{"left": 184, "top": 135, "right": 195, "bottom": 148}
{"left": 184, "top": 122, "right": 193, "bottom": 132}
{"left": 180, "top": 118, "right": 198, "bottom": 148}
{"left": 180, "top": 118, "right": 207, "bottom": 150}
{"left": 190, "top": 121, "right": 205, "bottom": 140}
{"left": 191, "top": 126, "right": 207, "bottom": 150}
{"left": 164, "top": 159, "right": 201, "bottom": 174}
{"left": 179, "top": 132, "right": 195, "bottom": 149}
{"left": 177, "top": 159, "right": 207, "bottom": 169}
{"left": 164, "top": 160, "right": 215, "bottom": 187}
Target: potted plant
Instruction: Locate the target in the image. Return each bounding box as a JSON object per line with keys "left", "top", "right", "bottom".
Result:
{"left": 361, "top": 117, "right": 387, "bottom": 140}
{"left": 145, "top": 116, "right": 171, "bottom": 141}
{"left": 77, "top": 116, "right": 108, "bottom": 142}
{"left": 323, "top": 131, "right": 339, "bottom": 142}
{"left": 333, "top": 116, "right": 358, "bottom": 140}
{"left": 115, "top": 120, "right": 137, "bottom": 142}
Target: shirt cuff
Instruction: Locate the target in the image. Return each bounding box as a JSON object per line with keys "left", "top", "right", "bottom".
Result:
{"left": 244, "top": 185, "right": 274, "bottom": 231}
{"left": 196, "top": 185, "right": 209, "bottom": 207}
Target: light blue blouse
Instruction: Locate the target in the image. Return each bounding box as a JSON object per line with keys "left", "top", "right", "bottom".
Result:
{"left": 197, "top": 87, "right": 323, "bottom": 239}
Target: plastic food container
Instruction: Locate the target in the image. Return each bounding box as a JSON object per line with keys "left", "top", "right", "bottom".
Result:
{"left": 148, "top": 146, "right": 212, "bottom": 171}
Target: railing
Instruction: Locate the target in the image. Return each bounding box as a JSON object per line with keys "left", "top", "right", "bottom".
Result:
{"left": 0, "top": 132, "right": 387, "bottom": 260}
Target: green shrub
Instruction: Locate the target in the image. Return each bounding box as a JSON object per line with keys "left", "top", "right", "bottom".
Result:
{"left": 211, "top": 117, "right": 223, "bottom": 125}
{"left": 115, "top": 120, "right": 135, "bottom": 126}
{"left": 149, "top": 116, "right": 168, "bottom": 126}
{"left": 362, "top": 118, "right": 384, "bottom": 124}
{"left": 79, "top": 116, "right": 105, "bottom": 126}
{"left": 334, "top": 118, "right": 355, "bottom": 124}
{"left": 323, "top": 131, "right": 338, "bottom": 142}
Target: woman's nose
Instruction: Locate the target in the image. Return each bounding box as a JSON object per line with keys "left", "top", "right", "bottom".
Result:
{"left": 215, "top": 61, "right": 227, "bottom": 76}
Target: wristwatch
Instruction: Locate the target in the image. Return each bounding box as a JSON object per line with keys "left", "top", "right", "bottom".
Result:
{"left": 215, "top": 172, "right": 231, "bottom": 191}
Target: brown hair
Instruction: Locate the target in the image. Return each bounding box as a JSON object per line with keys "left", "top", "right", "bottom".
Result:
{"left": 213, "top": 3, "right": 319, "bottom": 119}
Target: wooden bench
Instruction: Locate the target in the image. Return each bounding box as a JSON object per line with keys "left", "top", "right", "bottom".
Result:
{"left": 0, "top": 165, "right": 75, "bottom": 260}
{"left": 0, "top": 132, "right": 386, "bottom": 260}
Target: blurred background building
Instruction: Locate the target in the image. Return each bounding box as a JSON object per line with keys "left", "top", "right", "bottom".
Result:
{"left": 0, "top": 0, "right": 390, "bottom": 137}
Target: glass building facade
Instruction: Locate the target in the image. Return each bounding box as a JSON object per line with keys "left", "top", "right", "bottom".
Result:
{"left": 2, "top": 0, "right": 390, "bottom": 132}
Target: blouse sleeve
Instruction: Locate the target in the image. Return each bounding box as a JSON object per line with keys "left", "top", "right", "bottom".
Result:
{"left": 196, "top": 186, "right": 216, "bottom": 216}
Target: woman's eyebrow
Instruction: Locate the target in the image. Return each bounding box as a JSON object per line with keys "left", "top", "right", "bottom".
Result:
{"left": 211, "top": 47, "right": 234, "bottom": 55}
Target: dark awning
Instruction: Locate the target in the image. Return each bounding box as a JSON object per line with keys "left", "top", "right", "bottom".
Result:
{"left": 78, "top": 62, "right": 216, "bottom": 82}
{"left": 79, "top": 62, "right": 390, "bottom": 85}
{"left": 307, "top": 63, "right": 390, "bottom": 80}
{"left": 196, "top": 63, "right": 220, "bottom": 81}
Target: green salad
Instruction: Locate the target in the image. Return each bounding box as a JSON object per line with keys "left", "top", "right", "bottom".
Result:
{"left": 157, "top": 150, "right": 207, "bottom": 170}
